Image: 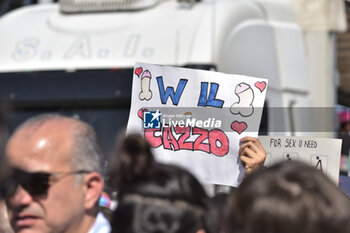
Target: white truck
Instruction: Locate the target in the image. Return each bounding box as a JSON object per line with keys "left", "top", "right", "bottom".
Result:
{"left": 0, "top": 0, "right": 337, "bottom": 152}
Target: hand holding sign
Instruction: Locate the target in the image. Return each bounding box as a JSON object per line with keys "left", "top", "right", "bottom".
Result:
{"left": 239, "top": 137, "right": 266, "bottom": 176}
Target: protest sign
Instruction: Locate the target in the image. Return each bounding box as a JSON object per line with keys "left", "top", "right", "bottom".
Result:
{"left": 127, "top": 62, "right": 268, "bottom": 186}
{"left": 259, "top": 136, "right": 342, "bottom": 183}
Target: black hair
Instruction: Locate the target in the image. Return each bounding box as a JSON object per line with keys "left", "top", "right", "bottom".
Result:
{"left": 223, "top": 161, "right": 350, "bottom": 233}
{"left": 109, "top": 134, "right": 213, "bottom": 233}
{"left": 209, "top": 192, "right": 229, "bottom": 233}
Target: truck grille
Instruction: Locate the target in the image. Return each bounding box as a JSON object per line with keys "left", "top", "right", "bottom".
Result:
{"left": 59, "top": 0, "right": 160, "bottom": 13}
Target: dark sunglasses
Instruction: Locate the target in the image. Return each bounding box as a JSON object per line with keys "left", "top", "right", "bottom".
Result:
{"left": 1, "top": 168, "right": 92, "bottom": 198}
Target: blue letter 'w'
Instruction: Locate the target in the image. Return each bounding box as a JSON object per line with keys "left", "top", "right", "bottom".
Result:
{"left": 156, "top": 76, "right": 188, "bottom": 106}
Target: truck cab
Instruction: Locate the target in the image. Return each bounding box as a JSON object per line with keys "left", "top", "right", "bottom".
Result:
{"left": 0, "top": 0, "right": 331, "bottom": 156}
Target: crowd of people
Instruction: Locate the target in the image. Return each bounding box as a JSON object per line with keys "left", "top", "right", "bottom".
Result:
{"left": 0, "top": 113, "right": 349, "bottom": 233}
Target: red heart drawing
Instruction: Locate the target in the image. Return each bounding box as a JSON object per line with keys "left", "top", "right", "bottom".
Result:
{"left": 135, "top": 67, "right": 143, "bottom": 77}
{"left": 255, "top": 81, "right": 266, "bottom": 93}
{"left": 231, "top": 121, "right": 247, "bottom": 134}
{"left": 137, "top": 108, "right": 148, "bottom": 120}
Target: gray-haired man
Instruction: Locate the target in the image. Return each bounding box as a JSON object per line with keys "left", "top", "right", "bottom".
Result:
{"left": 4, "top": 114, "right": 110, "bottom": 233}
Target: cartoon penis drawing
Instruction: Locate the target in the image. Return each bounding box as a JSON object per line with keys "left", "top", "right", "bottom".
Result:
{"left": 139, "top": 70, "right": 153, "bottom": 101}
{"left": 230, "top": 82, "right": 254, "bottom": 117}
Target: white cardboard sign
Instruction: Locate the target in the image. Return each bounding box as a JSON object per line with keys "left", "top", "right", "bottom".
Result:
{"left": 259, "top": 136, "right": 342, "bottom": 184}
{"left": 127, "top": 62, "right": 268, "bottom": 186}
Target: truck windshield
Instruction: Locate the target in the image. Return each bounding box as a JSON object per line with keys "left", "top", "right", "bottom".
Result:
{"left": 0, "top": 68, "right": 133, "bottom": 158}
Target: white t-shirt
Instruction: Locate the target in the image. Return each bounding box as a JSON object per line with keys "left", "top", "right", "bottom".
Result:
{"left": 88, "top": 212, "right": 111, "bottom": 233}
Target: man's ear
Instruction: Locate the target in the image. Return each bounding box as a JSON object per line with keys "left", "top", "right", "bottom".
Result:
{"left": 83, "top": 172, "right": 103, "bottom": 210}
